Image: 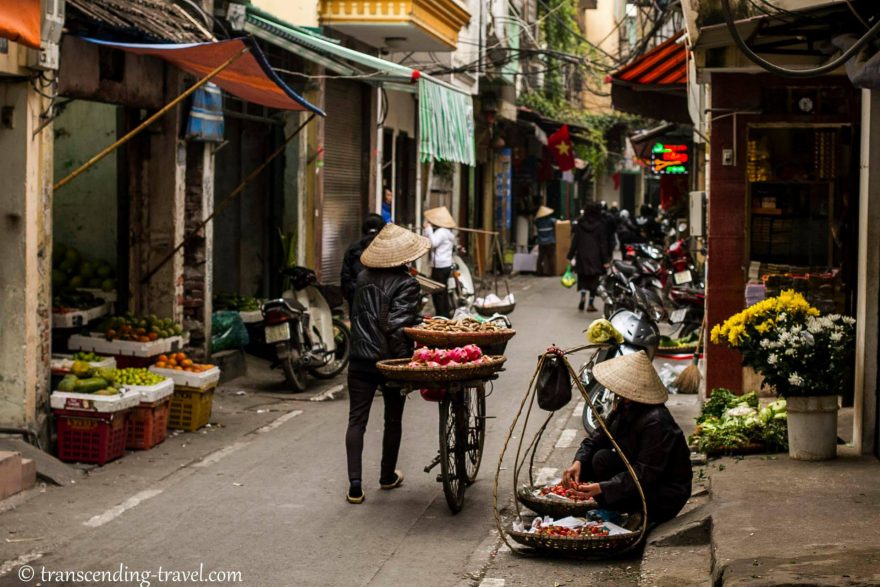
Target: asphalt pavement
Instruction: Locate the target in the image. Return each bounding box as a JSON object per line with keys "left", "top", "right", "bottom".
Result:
{"left": 0, "top": 275, "right": 704, "bottom": 587}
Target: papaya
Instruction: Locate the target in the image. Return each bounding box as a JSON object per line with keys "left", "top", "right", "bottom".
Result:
{"left": 73, "top": 377, "right": 109, "bottom": 394}
{"left": 71, "top": 361, "right": 94, "bottom": 378}
{"left": 94, "top": 367, "right": 116, "bottom": 383}
{"left": 57, "top": 375, "right": 78, "bottom": 392}
{"left": 93, "top": 387, "right": 119, "bottom": 396}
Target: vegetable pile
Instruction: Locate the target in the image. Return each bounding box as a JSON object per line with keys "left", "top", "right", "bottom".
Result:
{"left": 659, "top": 330, "right": 699, "bottom": 349}
{"left": 407, "top": 345, "right": 493, "bottom": 368}
{"left": 56, "top": 364, "right": 169, "bottom": 396}
{"left": 689, "top": 388, "right": 788, "bottom": 454}
{"left": 533, "top": 521, "right": 610, "bottom": 538}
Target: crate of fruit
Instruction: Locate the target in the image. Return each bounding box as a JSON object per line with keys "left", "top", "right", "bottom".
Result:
{"left": 54, "top": 409, "right": 129, "bottom": 465}
{"left": 124, "top": 377, "right": 174, "bottom": 404}
{"left": 52, "top": 302, "right": 111, "bottom": 329}
{"left": 68, "top": 333, "right": 186, "bottom": 358}
{"left": 126, "top": 397, "right": 171, "bottom": 450}
{"left": 168, "top": 387, "right": 214, "bottom": 431}
{"left": 50, "top": 388, "right": 140, "bottom": 413}
{"left": 51, "top": 353, "right": 116, "bottom": 374}
{"left": 149, "top": 352, "right": 220, "bottom": 389}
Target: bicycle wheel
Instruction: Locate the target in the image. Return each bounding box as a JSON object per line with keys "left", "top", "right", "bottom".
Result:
{"left": 463, "top": 386, "right": 486, "bottom": 486}
{"left": 439, "top": 393, "right": 467, "bottom": 513}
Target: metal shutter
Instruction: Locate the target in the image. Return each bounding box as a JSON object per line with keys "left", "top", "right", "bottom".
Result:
{"left": 321, "top": 80, "right": 365, "bottom": 284}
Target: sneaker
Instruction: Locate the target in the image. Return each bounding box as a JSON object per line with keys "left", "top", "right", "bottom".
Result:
{"left": 346, "top": 481, "right": 364, "bottom": 504}
{"left": 578, "top": 299, "right": 586, "bottom": 311}
{"left": 379, "top": 470, "right": 405, "bottom": 490}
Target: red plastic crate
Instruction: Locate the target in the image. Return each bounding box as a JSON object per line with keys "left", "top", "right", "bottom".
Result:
{"left": 126, "top": 398, "right": 171, "bottom": 450}
{"left": 54, "top": 409, "right": 129, "bottom": 465}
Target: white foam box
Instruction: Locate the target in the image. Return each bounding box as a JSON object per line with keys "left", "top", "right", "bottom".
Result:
{"left": 68, "top": 334, "right": 186, "bottom": 358}
{"left": 50, "top": 388, "right": 140, "bottom": 413}
{"left": 148, "top": 366, "right": 221, "bottom": 389}
{"left": 123, "top": 377, "right": 174, "bottom": 403}
{"left": 50, "top": 354, "right": 116, "bottom": 373}
{"left": 239, "top": 310, "right": 263, "bottom": 324}
{"left": 52, "top": 302, "right": 111, "bottom": 329}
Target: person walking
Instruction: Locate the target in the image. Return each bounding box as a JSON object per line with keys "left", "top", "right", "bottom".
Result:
{"left": 568, "top": 202, "right": 610, "bottom": 312}
{"left": 345, "top": 223, "right": 430, "bottom": 504}
{"left": 423, "top": 206, "right": 457, "bottom": 318}
{"left": 340, "top": 213, "right": 386, "bottom": 312}
{"left": 534, "top": 205, "right": 557, "bottom": 276}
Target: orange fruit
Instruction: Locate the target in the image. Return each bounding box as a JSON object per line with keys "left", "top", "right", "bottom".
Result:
{"left": 175, "top": 366, "right": 184, "bottom": 371}
{"left": 155, "top": 361, "right": 167, "bottom": 369}
{"left": 175, "top": 352, "right": 187, "bottom": 362}
{"left": 158, "top": 354, "right": 169, "bottom": 363}
{"left": 182, "top": 359, "right": 193, "bottom": 368}
{"left": 147, "top": 332, "right": 159, "bottom": 341}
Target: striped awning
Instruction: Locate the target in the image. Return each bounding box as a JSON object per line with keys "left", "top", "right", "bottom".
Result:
{"left": 612, "top": 31, "right": 688, "bottom": 86}
{"left": 418, "top": 78, "right": 476, "bottom": 166}
{"left": 242, "top": 6, "right": 474, "bottom": 165}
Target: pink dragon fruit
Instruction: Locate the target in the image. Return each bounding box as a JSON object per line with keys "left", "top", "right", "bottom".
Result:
{"left": 463, "top": 344, "right": 483, "bottom": 362}
{"left": 434, "top": 349, "right": 450, "bottom": 366}
{"left": 407, "top": 361, "right": 421, "bottom": 368}
{"left": 446, "top": 347, "right": 467, "bottom": 364}
{"left": 426, "top": 361, "right": 440, "bottom": 368}
{"left": 447, "top": 360, "right": 461, "bottom": 367}
{"left": 412, "top": 347, "right": 434, "bottom": 363}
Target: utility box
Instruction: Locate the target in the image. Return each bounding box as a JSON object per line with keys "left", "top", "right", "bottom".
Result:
{"left": 555, "top": 221, "right": 571, "bottom": 275}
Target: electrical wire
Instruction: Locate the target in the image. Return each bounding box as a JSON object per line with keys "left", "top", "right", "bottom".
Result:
{"left": 720, "top": 0, "right": 880, "bottom": 77}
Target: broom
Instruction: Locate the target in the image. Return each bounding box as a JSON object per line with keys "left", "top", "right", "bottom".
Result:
{"left": 673, "top": 316, "right": 706, "bottom": 395}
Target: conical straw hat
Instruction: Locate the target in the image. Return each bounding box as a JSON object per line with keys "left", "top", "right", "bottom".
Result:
{"left": 592, "top": 351, "right": 668, "bottom": 405}
{"left": 536, "top": 205, "right": 554, "bottom": 219}
{"left": 361, "top": 223, "right": 431, "bottom": 268}
{"left": 424, "top": 206, "right": 457, "bottom": 229}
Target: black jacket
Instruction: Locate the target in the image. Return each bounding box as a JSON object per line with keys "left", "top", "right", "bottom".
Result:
{"left": 575, "top": 402, "right": 692, "bottom": 523}
{"left": 349, "top": 267, "right": 421, "bottom": 373}
{"left": 340, "top": 235, "right": 375, "bottom": 307}
{"left": 567, "top": 214, "right": 611, "bottom": 276}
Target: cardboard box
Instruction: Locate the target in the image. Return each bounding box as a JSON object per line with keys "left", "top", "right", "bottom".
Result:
{"left": 555, "top": 221, "right": 572, "bottom": 276}
{"left": 0, "top": 451, "right": 23, "bottom": 499}
{"left": 20, "top": 458, "right": 36, "bottom": 491}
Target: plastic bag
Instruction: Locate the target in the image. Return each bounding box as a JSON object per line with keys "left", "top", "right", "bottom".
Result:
{"left": 536, "top": 351, "right": 572, "bottom": 411}
{"left": 211, "top": 311, "right": 249, "bottom": 353}
{"left": 561, "top": 264, "right": 576, "bottom": 288}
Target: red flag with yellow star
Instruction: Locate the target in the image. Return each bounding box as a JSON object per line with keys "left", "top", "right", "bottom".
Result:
{"left": 547, "top": 124, "right": 575, "bottom": 172}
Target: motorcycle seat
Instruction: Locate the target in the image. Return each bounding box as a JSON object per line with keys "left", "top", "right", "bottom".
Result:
{"left": 612, "top": 260, "right": 639, "bottom": 276}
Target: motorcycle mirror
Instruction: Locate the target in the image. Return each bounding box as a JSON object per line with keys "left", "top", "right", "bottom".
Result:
{"left": 678, "top": 222, "right": 688, "bottom": 233}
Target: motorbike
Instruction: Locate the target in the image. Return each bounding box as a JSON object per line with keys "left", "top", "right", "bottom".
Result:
{"left": 579, "top": 308, "right": 661, "bottom": 434}
{"left": 261, "top": 266, "right": 351, "bottom": 392}
{"left": 447, "top": 253, "right": 476, "bottom": 312}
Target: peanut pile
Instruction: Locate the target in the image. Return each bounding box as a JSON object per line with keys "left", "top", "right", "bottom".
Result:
{"left": 417, "top": 317, "right": 503, "bottom": 332}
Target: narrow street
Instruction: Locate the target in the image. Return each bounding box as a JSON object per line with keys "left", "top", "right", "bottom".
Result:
{"left": 0, "top": 276, "right": 702, "bottom": 587}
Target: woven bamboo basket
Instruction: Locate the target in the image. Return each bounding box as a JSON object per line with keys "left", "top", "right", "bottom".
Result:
{"left": 376, "top": 356, "right": 506, "bottom": 382}
{"left": 507, "top": 513, "right": 644, "bottom": 554}
{"left": 403, "top": 327, "right": 516, "bottom": 348}
{"left": 516, "top": 486, "right": 599, "bottom": 518}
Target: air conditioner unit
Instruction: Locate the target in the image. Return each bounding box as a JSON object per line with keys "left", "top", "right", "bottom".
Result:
{"left": 28, "top": 0, "right": 65, "bottom": 70}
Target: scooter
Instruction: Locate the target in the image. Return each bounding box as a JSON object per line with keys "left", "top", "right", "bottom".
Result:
{"left": 261, "top": 266, "right": 351, "bottom": 392}
{"left": 579, "top": 308, "right": 660, "bottom": 434}
{"left": 447, "top": 253, "right": 476, "bottom": 312}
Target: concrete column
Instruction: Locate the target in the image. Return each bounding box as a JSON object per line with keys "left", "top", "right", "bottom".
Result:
{"left": 128, "top": 68, "right": 186, "bottom": 323}
{"left": 183, "top": 143, "right": 214, "bottom": 358}
{"left": 854, "top": 89, "right": 880, "bottom": 455}
{"left": 0, "top": 81, "right": 53, "bottom": 437}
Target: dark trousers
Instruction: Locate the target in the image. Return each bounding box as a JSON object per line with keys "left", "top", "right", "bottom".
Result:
{"left": 584, "top": 448, "right": 641, "bottom": 513}
{"left": 431, "top": 266, "right": 453, "bottom": 317}
{"left": 346, "top": 370, "right": 406, "bottom": 483}
{"left": 537, "top": 243, "right": 556, "bottom": 276}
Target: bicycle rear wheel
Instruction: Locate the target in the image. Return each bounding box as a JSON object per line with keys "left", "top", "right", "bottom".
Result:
{"left": 439, "top": 393, "right": 467, "bottom": 513}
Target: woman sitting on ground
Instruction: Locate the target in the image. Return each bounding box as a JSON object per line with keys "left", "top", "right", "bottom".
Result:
{"left": 562, "top": 351, "right": 693, "bottom": 524}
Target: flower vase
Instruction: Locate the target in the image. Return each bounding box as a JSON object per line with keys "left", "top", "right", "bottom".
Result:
{"left": 786, "top": 395, "right": 839, "bottom": 461}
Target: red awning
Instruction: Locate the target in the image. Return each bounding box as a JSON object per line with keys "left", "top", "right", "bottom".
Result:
{"left": 613, "top": 32, "right": 687, "bottom": 86}
{"left": 83, "top": 37, "right": 323, "bottom": 114}
{"left": 0, "top": 0, "right": 40, "bottom": 49}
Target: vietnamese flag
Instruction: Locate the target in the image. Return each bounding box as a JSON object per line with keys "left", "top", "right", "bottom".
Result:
{"left": 547, "top": 124, "right": 575, "bottom": 172}
{"left": 0, "top": 0, "right": 41, "bottom": 50}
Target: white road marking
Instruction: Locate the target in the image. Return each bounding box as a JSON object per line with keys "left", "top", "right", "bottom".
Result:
{"left": 534, "top": 467, "right": 559, "bottom": 487}
{"left": 555, "top": 428, "right": 578, "bottom": 448}
{"left": 83, "top": 489, "right": 163, "bottom": 528}
{"left": 573, "top": 400, "right": 585, "bottom": 417}
{"left": 480, "top": 579, "right": 506, "bottom": 587}
{"left": 255, "top": 409, "right": 303, "bottom": 433}
{"left": 0, "top": 552, "right": 43, "bottom": 578}
{"left": 193, "top": 441, "right": 248, "bottom": 468}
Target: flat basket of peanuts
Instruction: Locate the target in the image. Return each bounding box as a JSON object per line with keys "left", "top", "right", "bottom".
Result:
{"left": 404, "top": 317, "right": 516, "bottom": 348}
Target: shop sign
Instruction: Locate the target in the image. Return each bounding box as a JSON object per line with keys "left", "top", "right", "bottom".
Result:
{"left": 651, "top": 143, "right": 688, "bottom": 175}
{"left": 495, "top": 148, "right": 512, "bottom": 234}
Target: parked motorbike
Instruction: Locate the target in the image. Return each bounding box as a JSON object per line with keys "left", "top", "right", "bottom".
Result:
{"left": 579, "top": 308, "right": 660, "bottom": 434}
{"left": 261, "top": 266, "right": 351, "bottom": 392}
{"left": 447, "top": 253, "right": 476, "bottom": 312}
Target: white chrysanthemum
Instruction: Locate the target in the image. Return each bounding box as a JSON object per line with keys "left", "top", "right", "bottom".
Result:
{"left": 785, "top": 348, "right": 797, "bottom": 356}
{"left": 830, "top": 331, "right": 843, "bottom": 342}
{"left": 760, "top": 339, "right": 771, "bottom": 349}
{"left": 788, "top": 373, "right": 804, "bottom": 387}
{"left": 767, "top": 353, "right": 778, "bottom": 365}
{"left": 801, "top": 331, "right": 815, "bottom": 345}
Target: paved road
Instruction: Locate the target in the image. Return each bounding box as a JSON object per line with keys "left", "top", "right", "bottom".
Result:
{"left": 0, "top": 276, "right": 697, "bottom": 587}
